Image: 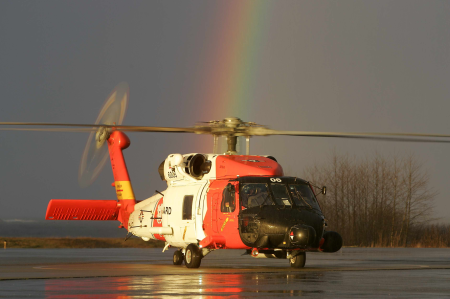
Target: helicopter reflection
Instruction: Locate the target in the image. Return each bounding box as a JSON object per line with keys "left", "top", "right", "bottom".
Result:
{"left": 45, "top": 277, "right": 132, "bottom": 299}
{"left": 45, "top": 270, "right": 336, "bottom": 298}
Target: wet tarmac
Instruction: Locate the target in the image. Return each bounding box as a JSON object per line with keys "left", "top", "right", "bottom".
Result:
{"left": 0, "top": 247, "right": 449, "bottom": 298}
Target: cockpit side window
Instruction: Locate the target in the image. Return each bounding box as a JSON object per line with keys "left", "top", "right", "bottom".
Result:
{"left": 240, "top": 183, "right": 274, "bottom": 208}
{"left": 221, "top": 184, "right": 236, "bottom": 213}
{"left": 271, "top": 184, "right": 292, "bottom": 206}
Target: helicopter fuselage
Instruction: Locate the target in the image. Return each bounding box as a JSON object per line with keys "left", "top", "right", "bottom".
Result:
{"left": 128, "top": 154, "right": 327, "bottom": 252}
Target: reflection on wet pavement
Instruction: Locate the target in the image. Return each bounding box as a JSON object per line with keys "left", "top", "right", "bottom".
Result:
{"left": 41, "top": 273, "right": 328, "bottom": 298}
{"left": 40, "top": 270, "right": 450, "bottom": 298}
{"left": 0, "top": 248, "right": 449, "bottom": 298}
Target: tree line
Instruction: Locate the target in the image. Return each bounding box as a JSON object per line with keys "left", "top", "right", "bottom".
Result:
{"left": 303, "top": 151, "right": 450, "bottom": 247}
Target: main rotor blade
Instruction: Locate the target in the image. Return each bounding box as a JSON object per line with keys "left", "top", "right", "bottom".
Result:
{"left": 3, "top": 121, "right": 450, "bottom": 143}
{"left": 0, "top": 127, "right": 96, "bottom": 132}
{"left": 0, "top": 122, "right": 198, "bottom": 133}
{"left": 259, "top": 129, "right": 450, "bottom": 143}
{"left": 116, "top": 126, "right": 198, "bottom": 133}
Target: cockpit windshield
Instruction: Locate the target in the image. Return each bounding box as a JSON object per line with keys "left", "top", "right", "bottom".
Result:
{"left": 239, "top": 179, "right": 322, "bottom": 211}
{"left": 240, "top": 183, "right": 274, "bottom": 208}
{"left": 271, "top": 184, "right": 292, "bottom": 206}
{"left": 289, "top": 184, "right": 321, "bottom": 211}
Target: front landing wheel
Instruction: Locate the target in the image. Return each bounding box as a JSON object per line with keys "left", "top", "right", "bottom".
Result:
{"left": 185, "top": 244, "right": 202, "bottom": 268}
{"left": 290, "top": 252, "right": 306, "bottom": 268}
{"left": 173, "top": 250, "right": 184, "bottom": 265}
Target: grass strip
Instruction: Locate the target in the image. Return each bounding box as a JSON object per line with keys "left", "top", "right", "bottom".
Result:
{"left": 0, "top": 237, "right": 164, "bottom": 249}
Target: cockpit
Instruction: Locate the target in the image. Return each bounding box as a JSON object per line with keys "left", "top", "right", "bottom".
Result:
{"left": 235, "top": 176, "right": 325, "bottom": 249}
{"left": 239, "top": 177, "right": 321, "bottom": 211}
{"left": 241, "top": 183, "right": 272, "bottom": 208}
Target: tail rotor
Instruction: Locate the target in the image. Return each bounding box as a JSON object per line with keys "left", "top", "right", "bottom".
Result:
{"left": 78, "top": 82, "right": 129, "bottom": 188}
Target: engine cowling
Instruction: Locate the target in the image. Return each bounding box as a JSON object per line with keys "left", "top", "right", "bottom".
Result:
{"left": 160, "top": 153, "right": 212, "bottom": 181}
{"left": 184, "top": 154, "right": 211, "bottom": 180}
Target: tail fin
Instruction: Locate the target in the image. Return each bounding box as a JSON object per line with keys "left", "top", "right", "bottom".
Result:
{"left": 45, "top": 130, "right": 136, "bottom": 230}
{"left": 107, "top": 130, "right": 136, "bottom": 229}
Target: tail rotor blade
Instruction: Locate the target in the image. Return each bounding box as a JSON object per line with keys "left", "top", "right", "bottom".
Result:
{"left": 78, "top": 82, "right": 129, "bottom": 188}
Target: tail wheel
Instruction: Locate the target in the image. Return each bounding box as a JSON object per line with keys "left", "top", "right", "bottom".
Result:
{"left": 290, "top": 252, "right": 306, "bottom": 268}
{"left": 184, "top": 244, "right": 202, "bottom": 268}
{"left": 173, "top": 250, "right": 184, "bottom": 265}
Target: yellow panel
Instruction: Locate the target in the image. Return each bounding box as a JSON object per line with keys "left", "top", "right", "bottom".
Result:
{"left": 115, "top": 181, "right": 135, "bottom": 200}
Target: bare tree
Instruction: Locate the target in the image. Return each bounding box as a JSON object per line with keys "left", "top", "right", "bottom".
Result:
{"left": 303, "top": 151, "right": 437, "bottom": 247}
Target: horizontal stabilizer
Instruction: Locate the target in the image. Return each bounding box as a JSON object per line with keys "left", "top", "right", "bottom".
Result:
{"left": 46, "top": 199, "right": 120, "bottom": 221}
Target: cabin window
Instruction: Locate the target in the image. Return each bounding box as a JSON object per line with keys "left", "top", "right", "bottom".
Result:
{"left": 271, "top": 184, "right": 292, "bottom": 206}
{"left": 240, "top": 183, "right": 274, "bottom": 208}
{"left": 182, "top": 195, "right": 194, "bottom": 220}
{"left": 221, "top": 184, "right": 236, "bottom": 213}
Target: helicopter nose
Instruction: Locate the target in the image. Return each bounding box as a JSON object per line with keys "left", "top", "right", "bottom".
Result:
{"left": 289, "top": 225, "right": 316, "bottom": 248}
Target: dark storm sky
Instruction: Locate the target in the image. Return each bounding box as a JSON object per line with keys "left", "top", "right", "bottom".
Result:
{"left": 1, "top": 1, "right": 450, "bottom": 223}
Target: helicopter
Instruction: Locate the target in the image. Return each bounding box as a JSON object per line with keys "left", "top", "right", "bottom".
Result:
{"left": 2, "top": 82, "right": 450, "bottom": 269}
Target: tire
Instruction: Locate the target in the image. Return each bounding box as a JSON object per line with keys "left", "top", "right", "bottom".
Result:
{"left": 184, "top": 244, "right": 202, "bottom": 268}
{"left": 289, "top": 252, "right": 306, "bottom": 268}
{"left": 173, "top": 250, "right": 184, "bottom": 265}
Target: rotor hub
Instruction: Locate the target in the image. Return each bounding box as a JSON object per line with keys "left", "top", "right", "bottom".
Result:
{"left": 196, "top": 117, "right": 266, "bottom": 137}
{"left": 223, "top": 117, "right": 243, "bottom": 128}
{"left": 195, "top": 117, "right": 266, "bottom": 154}
{"left": 95, "top": 126, "right": 111, "bottom": 149}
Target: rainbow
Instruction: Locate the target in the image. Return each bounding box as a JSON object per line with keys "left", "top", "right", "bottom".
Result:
{"left": 197, "top": 1, "right": 273, "bottom": 122}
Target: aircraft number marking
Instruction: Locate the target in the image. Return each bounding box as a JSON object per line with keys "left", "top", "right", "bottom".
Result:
{"left": 167, "top": 168, "right": 177, "bottom": 179}
{"left": 270, "top": 178, "right": 282, "bottom": 182}
{"left": 163, "top": 207, "right": 172, "bottom": 215}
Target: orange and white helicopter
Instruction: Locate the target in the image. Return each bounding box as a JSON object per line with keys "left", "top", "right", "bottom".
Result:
{"left": 2, "top": 82, "right": 450, "bottom": 268}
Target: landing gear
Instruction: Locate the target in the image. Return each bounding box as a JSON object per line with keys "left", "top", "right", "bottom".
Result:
{"left": 289, "top": 252, "right": 306, "bottom": 268}
{"left": 184, "top": 244, "right": 202, "bottom": 268}
{"left": 173, "top": 250, "right": 184, "bottom": 265}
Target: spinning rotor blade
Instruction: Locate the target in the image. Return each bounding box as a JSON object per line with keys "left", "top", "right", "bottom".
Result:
{"left": 113, "top": 125, "right": 197, "bottom": 133}
{"left": 78, "top": 82, "right": 129, "bottom": 188}
{"left": 0, "top": 122, "right": 198, "bottom": 133}
{"left": 2, "top": 118, "right": 450, "bottom": 143}
{"left": 254, "top": 129, "right": 450, "bottom": 143}
{"left": 0, "top": 127, "right": 95, "bottom": 132}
